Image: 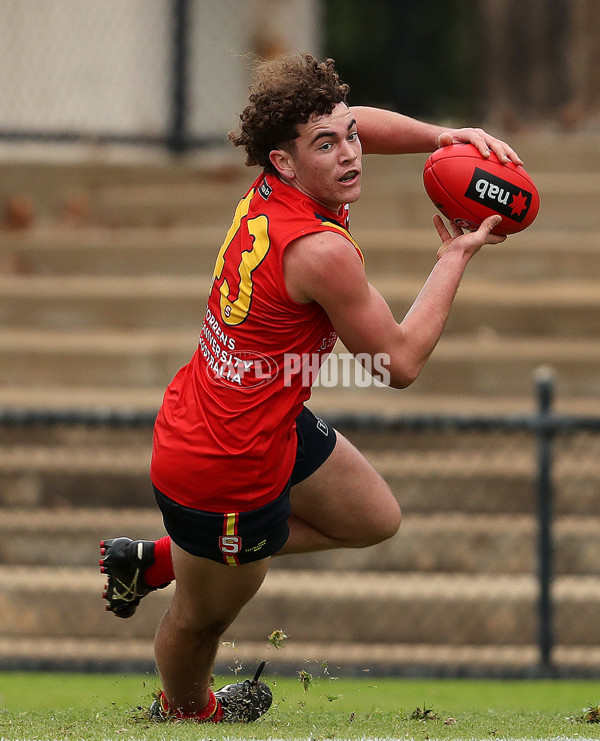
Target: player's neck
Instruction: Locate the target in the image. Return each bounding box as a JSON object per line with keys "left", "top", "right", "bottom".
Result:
{"left": 273, "top": 173, "right": 343, "bottom": 216}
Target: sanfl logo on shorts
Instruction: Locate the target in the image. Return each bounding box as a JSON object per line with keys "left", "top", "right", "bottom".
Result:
{"left": 219, "top": 535, "right": 242, "bottom": 554}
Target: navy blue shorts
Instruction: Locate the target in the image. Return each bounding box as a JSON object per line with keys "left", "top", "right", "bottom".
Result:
{"left": 154, "top": 407, "right": 336, "bottom": 565}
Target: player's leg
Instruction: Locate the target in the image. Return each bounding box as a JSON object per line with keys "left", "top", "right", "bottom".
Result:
{"left": 280, "top": 429, "right": 401, "bottom": 554}
{"left": 153, "top": 542, "right": 270, "bottom": 716}
{"left": 149, "top": 489, "right": 284, "bottom": 722}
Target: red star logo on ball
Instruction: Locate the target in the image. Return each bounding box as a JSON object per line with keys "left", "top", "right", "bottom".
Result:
{"left": 510, "top": 191, "right": 529, "bottom": 216}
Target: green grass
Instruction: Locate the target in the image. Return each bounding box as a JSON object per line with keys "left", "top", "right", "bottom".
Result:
{"left": 2, "top": 671, "right": 600, "bottom": 739}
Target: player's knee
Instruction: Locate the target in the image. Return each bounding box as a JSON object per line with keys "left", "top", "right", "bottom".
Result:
{"left": 373, "top": 502, "right": 402, "bottom": 544}
{"left": 384, "top": 502, "right": 402, "bottom": 540}
{"left": 182, "top": 615, "right": 233, "bottom": 644}
{"left": 168, "top": 602, "right": 233, "bottom": 641}
{"left": 358, "top": 497, "right": 401, "bottom": 547}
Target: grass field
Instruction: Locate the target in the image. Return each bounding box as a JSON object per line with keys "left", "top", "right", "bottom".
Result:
{"left": 2, "top": 671, "right": 600, "bottom": 740}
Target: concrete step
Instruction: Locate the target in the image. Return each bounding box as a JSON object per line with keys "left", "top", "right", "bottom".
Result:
{"left": 6, "top": 226, "right": 600, "bottom": 281}
{"left": 1, "top": 329, "right": 599, "bottom": 395}
{"left": 1, "top": 274, "right": 600, "bottom": 336}
{"left": 275, "top": 514, "right": 600, "bottom": 577}
{"left": 85, "top": 167, "right": 600, "bottom": 231}
{"left": 0, "top": 508, "right": 164, "bottom": 565}
{"left": 0, "top": 225, "right": 225, "bottom": 276}
{"left": 1, "top": 132, "right": 596, "bottom": 225}
{"left": 0, "top": 385, "right": 165, "bottom": 413}
{"left": 89, "top": 181, "right": 246, "bottom": 228}
{"left": 0, "top": 328, "right": 192, "bottom": 388}
{"left": 2, "top": 565, "right": 600, "bottom": 648}
{"left": 379, "top": 276, "right": 600, "bottom": 339}
{"left": 413, "top": 335, "right": 600, "bottom": 396}
{"left": 1, "top": 508, "right": 599, "bottom": 577}
{"left": 352, "top": 170, "right": 600, "bottom": 232}
{"left": 0, "top": 443, "right": 153, "bottom": 509}
{"left": 358, "top": 227, "right": 600, "bottom": 280}
{"left": 1, "top": 436, "right": 600, "bottom": 517}
{"left": 0, "top": 156, "right": 247, "bottom": 223}
{"left": 0, "top": 275, "right": 210, "bottom": 331}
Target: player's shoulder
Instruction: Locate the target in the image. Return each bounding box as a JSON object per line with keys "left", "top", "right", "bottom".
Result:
{"left": 284, "top": 227, "right": 365, "bottom": 300}
{"left": 285, "top": 227, "right": 368, "bottom": 305}
{"left": 288, "top": 228, "right": 360, "bottom": 267}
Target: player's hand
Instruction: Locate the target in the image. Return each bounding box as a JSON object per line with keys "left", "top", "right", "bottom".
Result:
{"left": 434, "top": 213, "right": 506, "bottom": 260}
{"left": 437, "top": 128, "right": 523, "bottom": 166}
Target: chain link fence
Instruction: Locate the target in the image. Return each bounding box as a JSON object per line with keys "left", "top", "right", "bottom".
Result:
{"left": 0, "top": 0, "right": 173, "bottom": 144}
{"left": 0, "top": 0, "right": 319, "bottom": 151}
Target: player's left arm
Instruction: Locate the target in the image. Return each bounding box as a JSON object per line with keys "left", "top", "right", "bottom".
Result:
{"left": 350, "top": 105, "right": 522, "bottom": 165}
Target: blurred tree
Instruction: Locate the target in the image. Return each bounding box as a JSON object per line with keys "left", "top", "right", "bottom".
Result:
{"left": 323, "top": 0, "right": 599, "bottom": 130}
{"left": 564, "top": 0, "right": 600, "bottom": 127}
{"left": 476, "top": 0, "right": 570, "bottom": 129}
{"left": 323, "top": 0, "right": 478, "bottom": 120}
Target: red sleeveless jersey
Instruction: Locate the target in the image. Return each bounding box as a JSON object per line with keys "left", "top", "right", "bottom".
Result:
{"left": 151, "top": 172, "right": 363, "bottom": 511}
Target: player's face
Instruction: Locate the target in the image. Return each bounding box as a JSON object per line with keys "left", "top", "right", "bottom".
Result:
{"left": 278, "top": 102, "right": 362, "bottom": 212}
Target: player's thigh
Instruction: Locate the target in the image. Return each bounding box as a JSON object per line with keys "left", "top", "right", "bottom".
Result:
{"left": 289, "top": 430, "right": 401, "bottom": 543}
{"left": 169, "top": 542, "right": 270, "bottom": 631}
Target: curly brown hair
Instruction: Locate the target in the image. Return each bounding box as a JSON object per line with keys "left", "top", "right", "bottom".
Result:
{"left": 228, "top": 53, "right": 349, "bottom": 173}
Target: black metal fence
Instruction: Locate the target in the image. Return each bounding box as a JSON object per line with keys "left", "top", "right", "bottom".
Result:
{"left": 2, "top": 369, "right": 600, "bottom": 676}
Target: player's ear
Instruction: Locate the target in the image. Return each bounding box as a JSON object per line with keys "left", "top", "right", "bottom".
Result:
{"left": 269, "top": 148, "right": 295, "bottom": 180}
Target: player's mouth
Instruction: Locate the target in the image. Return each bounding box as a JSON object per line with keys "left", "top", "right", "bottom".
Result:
{"left": 338, "top": 169, "right": 360, "bottom": 185}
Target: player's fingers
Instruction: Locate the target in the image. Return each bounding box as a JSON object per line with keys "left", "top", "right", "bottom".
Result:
{"left": 464, "top": 129, "right": 493, "bottom": 158}
{"left": 477, "top": 215, "right": 507, "bottom": 244}
{"left": 467, "top": 130, "right": 519, "bottom": 166}
{"left": 468, "top": 126, "right": 523, "bottom": 166}
{"left": 434, "top": 213, "right": 465, "bottom": 239}
{"left": 480, "top": 214, "right": 502, "bottom": 231}
{"left": 432, "top": 213, "right": 451, "bottom": 241}
{"left": 443, "top": 127, "right": 524, "bottom": 167}
{"left": 486, "top": 138, "right": 524, "bottom": 167}
{"left": 433, "top": 215, "right": 452, "bottom": 259}
{"left": 447, "top": 220, "right": 464, "bottom": 238}
{"left": 434, "top": 215, "right": 467, "bottom": 258}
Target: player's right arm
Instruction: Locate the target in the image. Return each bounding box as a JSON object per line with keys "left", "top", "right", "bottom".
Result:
{"left": 284, "top": 214, "right": 504, "bottom": 389}
{"left": 351, "top": 106, "right": 522, "bottom": 165}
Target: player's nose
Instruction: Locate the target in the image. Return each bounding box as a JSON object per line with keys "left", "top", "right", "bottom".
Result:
{"left": 339, "top": 138, "right": 358, "bottom": 162}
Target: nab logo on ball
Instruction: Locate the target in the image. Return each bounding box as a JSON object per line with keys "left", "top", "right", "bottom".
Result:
{"left": 465, "top": 168, "right": 532, "bottom": 224}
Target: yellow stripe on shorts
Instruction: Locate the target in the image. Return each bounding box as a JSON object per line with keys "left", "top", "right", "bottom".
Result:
{"left": 224, "top": 512, "right": 239, "bottom": 566}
